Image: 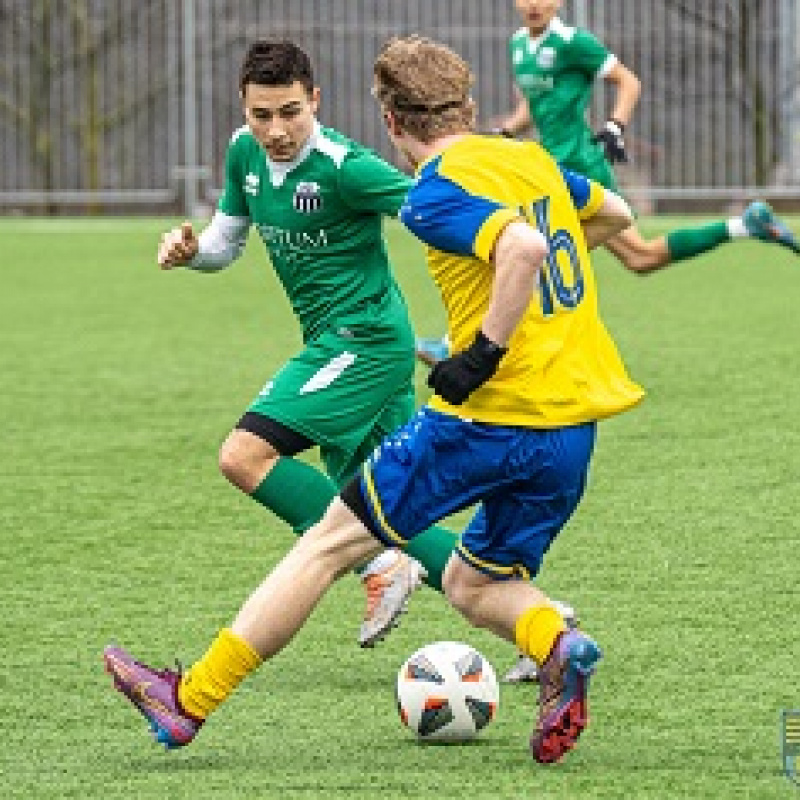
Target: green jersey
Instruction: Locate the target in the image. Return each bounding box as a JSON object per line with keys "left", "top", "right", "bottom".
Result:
{"left": 218, "top": 123, "right": 414, "bottom": 342}
{"left": 510, "top": 18, "right": 616, "bottom": 176}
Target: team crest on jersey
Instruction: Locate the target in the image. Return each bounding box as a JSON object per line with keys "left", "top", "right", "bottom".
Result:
{"left": 293, "top": 181, "right": 323, "bottom": 213}
{"left": 537, "top": 47, "right": 556, "bottom": 69}
{"left": 245, "top": 172, "right": 260, "bottom": 196}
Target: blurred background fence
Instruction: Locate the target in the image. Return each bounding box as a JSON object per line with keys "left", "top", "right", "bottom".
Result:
{"left": 1, "top": 0, "right": 799, "bottom": 215}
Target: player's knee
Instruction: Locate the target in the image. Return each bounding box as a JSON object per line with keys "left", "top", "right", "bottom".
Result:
{"left": 218, "top": 435, "right": 276, "bottom": 492}
{"left": 218, "top": 438, "right": 248, "bottom": 488}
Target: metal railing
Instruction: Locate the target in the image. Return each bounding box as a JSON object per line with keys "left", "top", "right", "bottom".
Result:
{"left": 0, "top": 0, "right": 797, "bottom": 214}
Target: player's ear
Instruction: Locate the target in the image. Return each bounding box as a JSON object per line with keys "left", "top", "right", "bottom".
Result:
{"left": 309, "top": 86, "right": 321, "bottom": 112}
{"left": 383, "top": 109, "right": 400, "bottom": 135}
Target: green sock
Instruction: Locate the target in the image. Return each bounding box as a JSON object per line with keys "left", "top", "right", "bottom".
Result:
{"left": 666, "top": 221, "right": 730, "bottom": 262}
{"left": 250, "top": 458, "right": 337, "bottom": 535}
{"left": 403, "top": 525, "right": 457, "bottom": 592}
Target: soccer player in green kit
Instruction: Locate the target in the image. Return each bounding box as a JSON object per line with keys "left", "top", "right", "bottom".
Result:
{"left": 416, "top": 0, "right": 800, "bottom": 366}
{"left": 498, "top": 0, "right": 799, "bottom": 270}
{"left": 157, "top": 39, "right": 458, "bottom": 647}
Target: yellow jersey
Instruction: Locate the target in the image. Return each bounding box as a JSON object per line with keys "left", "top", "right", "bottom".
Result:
{"left": 400, "top": 134, "right": 644, "bottom": 427}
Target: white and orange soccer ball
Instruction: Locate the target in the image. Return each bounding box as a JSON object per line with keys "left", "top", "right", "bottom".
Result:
{"left": 395, "top": 641, "right": 499, "bottom": 742}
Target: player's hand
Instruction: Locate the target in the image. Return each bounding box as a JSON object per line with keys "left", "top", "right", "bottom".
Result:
{"left": 427, "top": 331, "right": 507, "bottom": 405}
{"left": 157, "top": 221, "right": 199, "bottom": 269}
{"left": 591, "top": 119, "right": 628, "bottom": 163}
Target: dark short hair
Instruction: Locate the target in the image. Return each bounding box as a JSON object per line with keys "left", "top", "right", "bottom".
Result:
{"left": 239, "top": 40, "right": 315, "bottom": 95}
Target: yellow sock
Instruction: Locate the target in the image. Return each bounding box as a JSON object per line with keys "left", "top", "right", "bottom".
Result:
{"left": 514, "top": 604, "right": 567, "bottom": 666}
{"left": 178, "top": 628, "right": 262, "bottom": 720}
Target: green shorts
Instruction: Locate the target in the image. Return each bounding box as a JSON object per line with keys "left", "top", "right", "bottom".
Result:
{"left": 246, "top": 324, "right": 415, "bottom": 486}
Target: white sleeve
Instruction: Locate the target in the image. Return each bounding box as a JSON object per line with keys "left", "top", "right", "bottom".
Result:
{"left": 187, "top": 211, "right": 251, "bottom": 272}
{"left": 597, "top": 53, "right": 618, "bottom": 79}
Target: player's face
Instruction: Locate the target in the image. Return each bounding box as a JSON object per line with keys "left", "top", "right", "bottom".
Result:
{"left": 514, "top": 0, "right": 563, "bottom": 35}
{"left": 242, "top": 81, "right": 320, "bottom": 162}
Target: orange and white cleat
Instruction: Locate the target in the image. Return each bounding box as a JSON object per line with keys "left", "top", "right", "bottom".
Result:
{"left": 358, "top": 552, "right": 426, "bottom": 647}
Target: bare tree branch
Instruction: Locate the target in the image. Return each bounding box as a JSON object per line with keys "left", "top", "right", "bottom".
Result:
{"left": 664, "top": 0, "right": 732, "bottom": 36}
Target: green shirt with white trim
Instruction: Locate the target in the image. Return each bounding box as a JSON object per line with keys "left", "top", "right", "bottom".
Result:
{"left": 510, "top": 17, "right": 616, "bottom": 172}
{"left": 219, "top": 123, "right": 414, "bottom": 342}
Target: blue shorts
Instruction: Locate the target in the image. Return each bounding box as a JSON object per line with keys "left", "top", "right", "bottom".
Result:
{"left": 358, "top": 408, "right": 596, "bottom": 579}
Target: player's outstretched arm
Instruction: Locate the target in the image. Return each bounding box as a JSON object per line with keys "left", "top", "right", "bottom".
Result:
{"left": 157, "top": 212, "right": 250, "bottom": 273}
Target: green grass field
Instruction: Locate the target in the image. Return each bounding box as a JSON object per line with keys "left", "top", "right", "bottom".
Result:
{"left": 1, "top": 216, "right": 798, "bottom": 798}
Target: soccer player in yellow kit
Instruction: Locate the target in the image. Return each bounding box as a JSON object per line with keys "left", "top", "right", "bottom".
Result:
{"left": 104, "top": 35, "right": 643, "bottom": 764}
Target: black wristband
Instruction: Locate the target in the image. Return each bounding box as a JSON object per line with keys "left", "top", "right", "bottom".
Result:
{"left": 471, "top": 330, "right": 507, "bottom": 368}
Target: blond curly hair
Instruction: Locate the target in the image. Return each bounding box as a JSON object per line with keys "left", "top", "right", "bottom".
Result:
{"left": 373, "top": 35, "right": 476, "bottom": 142}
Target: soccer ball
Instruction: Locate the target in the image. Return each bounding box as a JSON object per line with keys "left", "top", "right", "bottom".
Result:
{"left": 395, "top": 641, "right": 499, "bottom": 742}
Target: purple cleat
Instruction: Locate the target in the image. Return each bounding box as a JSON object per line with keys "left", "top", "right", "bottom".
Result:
{"left": 103, "top": 645, "right": 203, "bottom": 749}
{"left": 530, "top": 629, "right": 601, "bottom": 764}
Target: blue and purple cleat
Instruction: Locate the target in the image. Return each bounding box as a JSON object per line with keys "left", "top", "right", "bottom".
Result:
{"left": 103, "top": 645, "right": 203, "bottom": 749}
{"left": 743, "top": 201, "right": 800, "bottom": 254}
{"left": 530, "top": 629, "right": 602, "bottom": 764}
